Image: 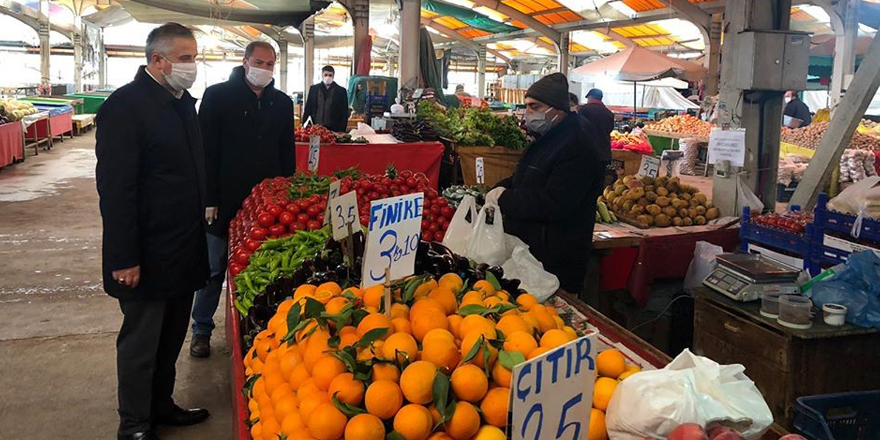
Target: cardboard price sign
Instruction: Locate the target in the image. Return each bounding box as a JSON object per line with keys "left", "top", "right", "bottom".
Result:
{"left": 323, "top": 180, "right": 341, "bottom": 226}
{"left": 361, "top": 192, "right": 424, "bottom": 288}
{"left": 329, "top": 190, "right": 360, "bottom": 240}
{"left": 510, "top": 334, "right": 597, "bottom": 440}
{"left": 637, "top": 154, "right": 660, "bottom": 178}
{"left": 307, "top": 135, "right": 320, "bottom": 172}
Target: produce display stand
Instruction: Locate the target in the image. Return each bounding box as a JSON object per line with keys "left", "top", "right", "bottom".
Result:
{"left": 610, "top": 149, "right": 644, "bottom": 177}
{"left": 72, "top": 114, "right": 95, "bottom": 135}
{"left": 19, "top": 96, "right": 85, "bottom": 115}
{"left": 63, "top": 92, "right": 109, "bottom": 114}
{"left": 643, "top": 128, "right": 711, "bottom": 175}
{"left": 0, "top": 121, "right": 24, "bottom": 168}
{"left": 225, "top": 277, "right": 251, "bottom": 440}
{"left": 294, "top": 141, "right": 445, "bottom": 189}
{"left": 455, "top": 145, "right": 522, "bottom": 187}
{"left": 22, "top": 113, "right": 52, "bottom": 155}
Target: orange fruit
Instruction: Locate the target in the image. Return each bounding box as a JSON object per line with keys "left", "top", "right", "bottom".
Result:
{"left": 423, "top": 328, "right": 455, "bottom": 345}
{"left": 617, "top": 370, "right": 638, "bottom": 381}
{"left": 400, "top": 361, "right": 437, "bottom": 405}
{"left": 391, "top": 317, "right": 413, "bottom": 335}
{"left": 364, "top": 379, "right": 403, "bottom": 420}
{"left": 307, "top": 402, "right": 347, "bottom": 440}
{"left": 274, "top": 394, "right": 298, "bottom": 423}
{"left": 503, "top": 331, "right": 539, "bottom": 357}
{"left": 472, "top": 425, "right": 506, "bottom": 440}
{"left": 270, "top": 383, "right": 294, "bottom": 405}
{"left": 342, "top": 286, "right": 363, "bottom": 299}
{"left": 363, "top": 285, "right": 385, "bottom": 308}
{"left": 393, "top": 404, "right": 433, "bottom": 440}
{"left": 279, "top": 350, "right": 304, "bottom": 379}
{"left": 299, "top": 391, "right": 330, "bottom": 423}
{"left": 480, "top": 387, "right": 509, "bottom": 428}
{"left": 410, "top": 298, "right": 445, "bottom": 317}
{"left": 483, "top": 296, "right": 502, "bottom": 308}
{"left": 383, "top": 332, "right": 419, "bottom": 362}
{"left": 473, "top": 280, "right": 496, "bottom": 296}
{"left": 593, "top": 377, "right": 618, "bottom": 411}
{"left": 289, "top": 362, "right": 311, "bottom": 389}
{"left": 528, "top": 305, "right": 557, "bottom": 333}
{"left": 293, "top": 284, "right": 317, "bottom": 301}
{"left": 491, "top": 360, "right": 512, "bottom": 387}
{"left": 413, "top": 279, "right": 439, "bottom": 299}
{"left": 429, "top": 405, "right": 442, "bottom": 426}
{"left": 262, "top": 417, "right": 282, "bottom": 439}
{"left": 297, "top": 378, "right": 321, "bottom": 401}
{"left": 339, "top": 325, "right": 358, "bottom": 336}
{"left": 460, "top": 332, "right": 497, "bottom": 368}
{"left": 540, "top": 329, "right": 572, "bottom": 349}
{"left": 281, "top": 410, "right": 305, "bottom": 435}
{"left": 520, "top": 313, "right": 539, "bottom": 334}
{"left": 428, "top": 286, "right": 458, "bottom": 315}
{"left": 446, "top": 314, "right": 463, "bottom": 339}
{"left": 496, "top": 315, "right": 530, "bottom": 337}
{"left": 596, "top": 349, "right": 626, "bottom": 379}
{"left": 496, "top": 291, "right": 510, "bottom": 302}
{"left": 428, "top": 432, "right": 454, "bottom": 440}
{"left": 459, "top": 315, "right": 496, "bottom": 339}
{"left": 516, "top": 293, "right": 538, "bottom": 310}
{"left": 625, "top": 364, "right": 642, "bottom": 373}
{"left": 420, "top": 337, "right": 460, "bottom": 373}
{"left": 264, "top": 372, "right": 287, "bottom": 396}
{"left": 390, "top": 303, "right": 410, "bottom": 320}
{"left": 444, "top": 401, "right": 480, "bottom": 440}
{"left": 303, "top": 337, "right": 330, "bottom": 374}
{"left": 588, "top": 408, "right": 607, "bottom": 440}
{"left": 357, "top": 313, "right": 393, "bottom": 339}
{"left": 563, "top": 326, "right": 578, "bottom": 340}
{"left": 527, "top": 346, "right": 550, "bottom": 360}
{"left": 344, "top": 413, "right": 385, "bottom": 440}
{"left": 459, "top": 291, "right": 484, "bottom": 307}
{"left": 255, "top": 338, "right": 275, "bottom": 362}
{"left": 553, "top": 315, "right": 566, "bottom": 330}
{"left": 438, "top": 273, "right": 464, "bottom": 291}
{"left": 312, "top": 356, "right": 347, "bottom": 391}
{"left": 371, "top": 363, "right": 400, "bottom": 382}
{"left": 411, "top": 307, "right": 449, "bottom": 342}
{"left": 340, "top": 332, "right": 360, "bottom": 348}
{"left": 317, "top": 281, "right": 342, "bottom": 296}
{"left": 328, "top": 372, "right": 365, "bottom": 406}
{"left": 250, "top": 422, "right": 263, "bottom": 440}
{"left": 325, "top": 296, "right": 350, "bottom": 316}
{"left": 450, "top": 364, "right": 488, "bottom": 402}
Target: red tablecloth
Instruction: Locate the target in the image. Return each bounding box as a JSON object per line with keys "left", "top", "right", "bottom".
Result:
{"left": 0, "top": 122, "right": 22, "bottom": 168}
{"left": 26, "top": 112, "right": 72, "bottom": 139}
{"left": 295, "top": 141, "right": 445, "bottom": 189}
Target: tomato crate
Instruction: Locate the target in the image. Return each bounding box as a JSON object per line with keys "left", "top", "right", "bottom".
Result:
{"left": 740, "top": 206, "right": 813, "bottom": 271}
{"left": 809, "top": 193, "right": 880, "bottom": 271}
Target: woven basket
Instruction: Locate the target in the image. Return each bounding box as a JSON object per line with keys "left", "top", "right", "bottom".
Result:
{"left": 457, "top": 146, "right": 523, "bottom": 187}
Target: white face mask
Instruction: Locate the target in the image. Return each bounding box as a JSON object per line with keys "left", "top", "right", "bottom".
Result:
{"left": 524, "top": 108, "right": 557, "bottom": 136}
{"left": 784, "top": 97, "right": 792, "bottom": 104}
{"left": 246, "top": 65, "right": 273, "bottom": 88}
{"left": 323, "top": 75, "right": 334, "bottom": 86}
{"left": 162, "top": 56, "right": 197, "bottom": 92}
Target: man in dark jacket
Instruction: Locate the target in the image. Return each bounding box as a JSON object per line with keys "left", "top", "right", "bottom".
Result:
{"left": 784, "top": 90, "right": 812, "bottom": 127}
{"left": 487, "top": 73, "right": 605, "bottom": 293}
{"left": 192, "top": 41, "right": 295, "bottom": 357}
{"left": 302, "top": 65, "right": 350, "bottom": 132}
{"left": 96, "top": 23, "right": 210, "bottom": 440}
{"left": 578, "top": 88, "right": 614, "bottom": 163}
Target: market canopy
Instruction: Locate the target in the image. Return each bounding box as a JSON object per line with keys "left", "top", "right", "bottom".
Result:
{"left": 115, "top": 0, "right": 330, "bottom": 28}
{"left": 570, "top": 45, "right": 706, "bottom": 82}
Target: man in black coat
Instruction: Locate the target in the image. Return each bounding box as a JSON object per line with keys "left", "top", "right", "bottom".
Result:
{"left": 784, "top": 90, "right": 812, "bottom": 127}
{"left": 578, "top": 88, "right": 614, "bottom": 164}
{"left": 95, "top": 23, "right": 210, "bottom": 440}
{"left": 487, "top": 73, "right": 605, "bottom": 293}
{"left": 192, "top": 41, "right": 295, "bottom": 357}
{"left": 302, "top": 65, "right": 350, "bottom": 132}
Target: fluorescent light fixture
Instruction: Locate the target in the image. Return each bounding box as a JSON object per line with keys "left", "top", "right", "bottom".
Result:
{"left": 556, "top": 0, "right": 610, "bottom": 15}
{"left": 608, "top": 1, "right": 637, "bottom": 17}
{"left": 443, "top": 0, "right": 475, "bottom": 7}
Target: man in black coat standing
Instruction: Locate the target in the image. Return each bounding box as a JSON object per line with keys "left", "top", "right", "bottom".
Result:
{"left": 784, "top": 90, "right": 812, "bottom": 127}
{"left": 486, "top": 73, "right": 605, "bottom": 293}
{"left": 302, "top": 65, "right": 350, "bottom": 132}
{"left": 578, "top": 88, "right": 614, "bottom": 164}
{"left": 191, "top": 41, "right": 295, "bottom": 357}
{"left": 96, "top": 23, "right": 210, "bottom": 440}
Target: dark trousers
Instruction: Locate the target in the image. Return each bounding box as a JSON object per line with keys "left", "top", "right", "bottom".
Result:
{"left": 191, "top": 233, "right": 228, "bottom": 336}
{"left": 117, "top": 293, "right": 194, "bottom": 435}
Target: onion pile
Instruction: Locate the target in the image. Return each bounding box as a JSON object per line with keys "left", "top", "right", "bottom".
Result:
{"left": 782, "top": 122, "right": 880, "bottom": 151}
{"left": 647, "top": 115, "right": 714, "bottom": 137}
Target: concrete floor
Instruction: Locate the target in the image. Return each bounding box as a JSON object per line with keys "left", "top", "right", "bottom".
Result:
{"left": 0, "top": 132, "right": 232, "bottom": 440}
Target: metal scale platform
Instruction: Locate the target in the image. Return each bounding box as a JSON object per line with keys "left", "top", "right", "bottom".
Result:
{"left": 703, "top": 253, "right": 801, "bottom": 302}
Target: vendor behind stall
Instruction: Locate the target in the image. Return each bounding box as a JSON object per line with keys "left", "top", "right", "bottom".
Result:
{"left": 486, "top": 73, "right": 605, "bottom": 292}
{"left": 303, "top": 65, "right": 350, "bottom": 132}
{"left": 784, "top": 90, "right": 812, "bottom": 127}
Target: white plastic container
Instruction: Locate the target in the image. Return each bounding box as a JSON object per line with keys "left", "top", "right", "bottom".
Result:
{"left": 822, "top": 303, "right": 848, "bottom": 326}
{"left": 777, "top": 295, "right": 813, "bottom": 329}
{"left": 760, "top": 292, "right": 783, "bottom": 318}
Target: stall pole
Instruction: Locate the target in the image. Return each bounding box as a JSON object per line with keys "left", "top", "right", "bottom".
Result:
{"left": 278, "top": 38, "right": 289, "bottom": 94}
{"left": 349, "top": 0, "right": 370, "bottom": 77}
{"left": 398, "top": 0, "right": 421, "bottom": 89}
{"left": 557, "top": 32, "right": 570, "bottom": 76}
{"left": 73, "top": 15, "right": 84, "bottom": 93}
{"left": 705, "top": 13, "right": 722, "bottom": 96}
{"left": 830, "top": 0, "right": 859, "bottom": 111}
{"left": 301, "top": 17, "right": 315, "bottom": 105}
{"left": 38, "top": 0, "right": 50, "bottom": 87}
{"left": 97, "top": 27, "right": 107, "bottom": 89}
{"left": 477, "top": 45, "right": 487, "bottom": 99}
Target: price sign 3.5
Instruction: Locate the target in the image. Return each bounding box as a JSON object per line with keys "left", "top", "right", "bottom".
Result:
{"left": 361, "top": 192, "right": 424, "bottom": 288}
{"left": 510, "top": 334, "right": 597, "bottom": 440}
{"left": 329, "top": 190, "right": 359, "bottom": 241}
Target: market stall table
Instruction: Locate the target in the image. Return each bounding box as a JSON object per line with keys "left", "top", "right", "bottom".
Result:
{"left": 295, "top": 141, "right": 445, "bottom": 189}
{"left": 21, "top": 113, "right": 51, "bottom": 155}
{"left": 0, "top": 122, "right": 23, "bottom": 168}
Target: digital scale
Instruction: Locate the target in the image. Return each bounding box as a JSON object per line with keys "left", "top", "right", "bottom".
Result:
{"left": 703, "top": 253, "right": 801, "bottom": 302}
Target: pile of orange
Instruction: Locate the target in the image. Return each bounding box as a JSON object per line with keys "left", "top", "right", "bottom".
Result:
{"left": 241, "top": 273, "right": 582, "bottom": 440}
{"left": 588, "top": 349, "right": 643, "bottom": 440}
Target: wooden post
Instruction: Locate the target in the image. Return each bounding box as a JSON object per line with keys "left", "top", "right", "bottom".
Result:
{"left": 383, "top": 267, "right": 392, "bottom": 317}
{"left": 789, "top": 34, "right": 880, "bottom": 208}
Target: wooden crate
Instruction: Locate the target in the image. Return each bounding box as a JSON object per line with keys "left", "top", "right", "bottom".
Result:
{"left": 456, "top": 146, "right": 523, "bottom": 187}
{"left": 611, "top": 149, "right": 644, "bottom": 176}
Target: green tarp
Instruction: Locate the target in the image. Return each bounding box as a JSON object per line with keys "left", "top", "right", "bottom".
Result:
{"left": 422, "top": 0, "right": 518, "bottom": 34}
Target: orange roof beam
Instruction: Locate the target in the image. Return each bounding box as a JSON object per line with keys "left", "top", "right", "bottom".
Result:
{"left": 467, "top": 0, "right": 561, "bottom": 46}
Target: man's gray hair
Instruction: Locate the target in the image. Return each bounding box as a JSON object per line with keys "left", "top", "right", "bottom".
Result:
{"left": 145, "top": 23, "right": 196, "bottom": 62}
{"left": 245, "top": 41, "right": 276, "bottom": 60}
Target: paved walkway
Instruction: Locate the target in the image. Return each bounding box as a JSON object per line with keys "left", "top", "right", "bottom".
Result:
{"left": 0, "top": 132, "right": 232, "bottom": 440}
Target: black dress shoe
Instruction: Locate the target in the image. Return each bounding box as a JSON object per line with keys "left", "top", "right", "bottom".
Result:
{"left": 154, "top": 405, "right": 210, "bottom": 427}
{"left": 118, "top": 431, "right": 160, "bottom": 440}
{"left": 190, "top": 334, "right": 211, "bottom": 358}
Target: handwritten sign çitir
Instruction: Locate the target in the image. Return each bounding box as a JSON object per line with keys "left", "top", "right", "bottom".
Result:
{"left": 708, "top": 128, "right": 746, "bottom": 167}
{"left": 361, "top": 192, "right": 424, "bottom": 288}
{"left": 510, "top": 334, "right": 597, "bottom": 440}
{"left": 329, "top": 190, "right": 360, "bottom": 241}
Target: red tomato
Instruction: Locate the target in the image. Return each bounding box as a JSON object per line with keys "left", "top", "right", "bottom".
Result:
{"left": 392, "top": 190, "right": 401, "bottom": 197}
{"left": 266, "top": 204, "right": 282, "bottom": 217}
{"left": 361, "top": 181, "right": 373, "bottom": 191}
{"left": 400, "top": 170, "right": 413, "bottom": 179}
{"left": 234, "top": 251, "right": 250, "bottom": 265}
{"left": 421, "top": 220, "right": 430, "bottom": 229}
{"left": 291, "top": 222, "right": 306, "bottom": 232}
{"left": 406, "top": 177, "right": 417, "bottom": 188}
{"left": 229, "top": 263, "right": 244, "bottom": 277}
{"left": 434, "top": 231, "right": 445, "bottom": 242}
{"left": 256, "top": 212, "right": 275, "bottom": 228}
{"left": 427, "top": 223, "right": 438, "bottom": 232}
{"left": 317, "top": 214, "right": 325, "bottom": 224}
{"left": 437, "top": 198, "right": 449, "bottom": 207}
{"left": 368, "top": 191, "right": 380, "bottom": 200}
{"left": 424, "top": 213, "right": 435, "bottom": 223}
{"left": 297, "top": 213, "right": 310, "bottom": 224}
{"left": 269, "top": 224, "right": 286, "bottom": 237}
{"left": 245, "top": 239, "right": 262, "bottom": 252}
{"left": 307, "top": 205, "right": 322, "bottom": 217}
{"left": 390, "top": 185, "right": 400, "bottom": 193}
{"left": 430, "top": 205, "right": 441, "bottom": 215}
{"left": 307, "top": 220, "right": 321, "bottom": 230}
{"left": 374, "top": 184, "right": 388, "bottom": 195}
{"left": 309, "top": 195, "right": 320, "bottom": 204}
{"left": 427, "top": 188, "right": 439, "bottom": 199}
{"left": 360, "top": 217, "right": 369, "bottom": 227}
{"left": 297, "top": 200, "right": 311, "bottom": 210}
{"left": 286, "top": 204, "right": 302, "bottom": 214}
{"left": 276, "top": 199, "right": 290, "bottom": 207}
{"left": 250, "top": 227, "right": 268, "bottom": 240}
{"left": 422, "top": 230, "right": 434, "bottom": 241}
{"left": 442, "top": 220, "right": 450, "bottom": 231}
{"left": 441, "top": 206, "right": 455, "bottom": 218}
{"left": 278, "top": 211, "right": 294, "bottom": 226}
{"left": 382, "top": 177, "right": 392, "bottom": 186}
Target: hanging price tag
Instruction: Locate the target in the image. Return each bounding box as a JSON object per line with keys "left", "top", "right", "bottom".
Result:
{"left": 510, "top": 334, "right": 598, "bottom": 440}
{"left": 475, "top": 157, "right": 485, "bottom": 184}
{"left": 329, "top": 190, "right": 360, "bottom": 241}
{"left": 637, "top": 154, "right": 660, "bottom": 178}
{"left": 323, "top": 180, "right": 341, "bottom": 226}
{"left": 308, "top": 135, "right": 320, "bottom": 172}
{"left": 361, "top": 192, "right": 424, "bottom": 288}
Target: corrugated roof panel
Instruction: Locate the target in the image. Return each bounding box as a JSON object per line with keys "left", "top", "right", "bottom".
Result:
{"left": 459, "top": 28, "right": 491, "bottom": 38}
{"left": 570, "top": 42, "right": 589, "bottom": 52}
{"left": 516, "top": 0, "right": 551, "bottom": 13}
{"left": 421, "top": 10, "right": 441, "bottom": 19}
{"left": 502, "top": 0, "right": 536, "bottom": 14}
{"left": 534, "top": 14, "right": 553, "bottom": 25}
{"left": 558, "top": 10, "right": 582, "bottom": 21}
{"left": 508, "top": 20, "right": 528, "bottom": 28}
{"left": 534, "top": 0, "right": 563, "bottom": 9}
{"left": 434, "top": 16, "right": 469, "bottom": 30}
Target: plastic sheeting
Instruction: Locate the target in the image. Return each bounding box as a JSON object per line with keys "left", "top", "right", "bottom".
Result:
{"left": 802, "top": 90, "right": 880, "bottom": 116}
{"left": 579, "top": 80, "right": 698, "bottom": 110}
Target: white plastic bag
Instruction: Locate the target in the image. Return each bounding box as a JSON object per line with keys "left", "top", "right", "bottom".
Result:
{"left": 442, "top": 195, "right": 478, "bottom": 256}
{"left": 606, "top": 349, "right": 773, "bottom": 440}
{"left": 683, "top": 241, "right": 724, "bottom": 293}
{"left": 828, "top": 176, "right": 880, "bottom": 218}
{"left": 736, "top": 176, "right": 764, "bottom": 215}
{"left": 501, "top": 244, "right": 559, "bottom": 302}
{"left": 466, "top": 202, "right": 507, "bottom": 266}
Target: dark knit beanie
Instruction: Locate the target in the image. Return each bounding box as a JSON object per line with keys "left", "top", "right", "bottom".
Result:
{"left": 525, "top": 72, "right": 570, "bottom": 111}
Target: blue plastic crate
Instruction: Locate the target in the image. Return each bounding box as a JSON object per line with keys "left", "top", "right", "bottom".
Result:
{"left": 740, "top": 207, "right": 812, "bottom": 271}
{"left": 814, "top": 193, "right": 880, "bottom": 244}
{"left": 794, "top": 390, "right": 880, "bottom": 440}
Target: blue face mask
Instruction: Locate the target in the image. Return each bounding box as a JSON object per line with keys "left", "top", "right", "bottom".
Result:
{"left": 524, "top": 108, "right": 557, "bottom": 136}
